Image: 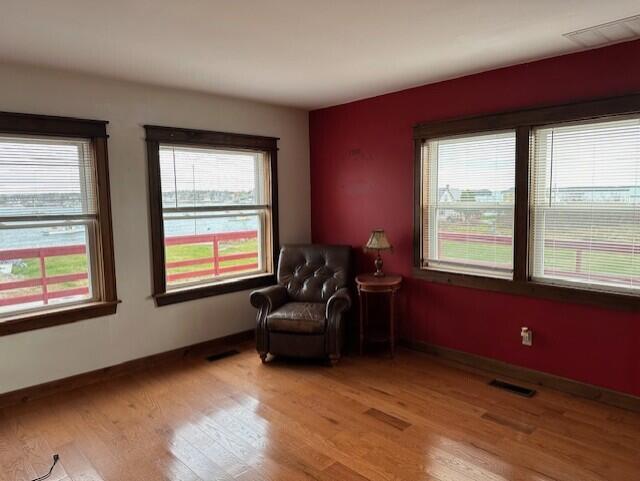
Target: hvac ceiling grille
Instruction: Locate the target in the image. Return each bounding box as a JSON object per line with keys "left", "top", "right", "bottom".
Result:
{"left": 564, "top": 14, "right": 640, "bottom": 48}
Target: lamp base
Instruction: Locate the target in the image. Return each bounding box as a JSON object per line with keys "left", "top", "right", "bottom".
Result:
{"left": 373, "top": 254, "right": 385, "bottom": 277}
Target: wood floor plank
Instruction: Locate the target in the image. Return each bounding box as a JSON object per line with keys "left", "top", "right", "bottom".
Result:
{"left": 320, "top": 462, "right": 372, "bottom": 481}
{"left": 56, "top": 442, "right": 105, "bottom": 481}
{"left": 2, "top": 346, "right": 639, "bottom": 481}
{"left": 480, "top": 412, "right": 536, "bottom": 435}
{"left": 365, "top": 408, "right": 412, "bottom": 431}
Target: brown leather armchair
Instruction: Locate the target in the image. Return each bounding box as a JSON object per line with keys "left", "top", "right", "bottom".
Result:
{"left": 250, "top": 244, "right": 352, "bottom": 364}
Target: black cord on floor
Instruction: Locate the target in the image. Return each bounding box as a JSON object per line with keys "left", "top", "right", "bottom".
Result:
{"left": 31, "top": 454, "right": 59, "bottom": 481}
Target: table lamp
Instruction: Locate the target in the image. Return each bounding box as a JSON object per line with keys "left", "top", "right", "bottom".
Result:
{"left": 364, "top": 229, "right": 393, "bottom": 277}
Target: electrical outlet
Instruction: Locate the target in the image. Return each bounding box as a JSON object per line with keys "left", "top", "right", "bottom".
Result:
{"left": 521, "top": 327, "right": 533, "bottom": 346}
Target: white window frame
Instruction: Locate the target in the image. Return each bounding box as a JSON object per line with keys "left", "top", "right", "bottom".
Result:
{"left": 0, "top": 136, "right": 102, "bottom": 318}
{"left": 528, "top": 115, "right": 640, "bottom": 295}
{"left": 159, "top": 145, "right": 273, "bottom": 291}
{"left": 420, "top": 131, "right": 516, "bottom": 280}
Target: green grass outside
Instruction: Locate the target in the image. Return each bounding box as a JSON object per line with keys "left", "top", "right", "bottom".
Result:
{"left": 165, "top": 238, "right": 258, "bottom": 286}
{"left": 441, "top": 240, "right": 512, "bottom": 266}
{"left": 4, "top": 234, "right": 638, "bottom": 299}
{"left": 1, "top": 238, "right": 260, "bottom": 296}
{"left": 440, "top": 221, "right": 640, "bottom": 243}
{"left": 166, "top": 238, "right": 257, "bottom": 271}
{"left": 441, "top": 240, "right": 640, "bottom": 277}
{"left": 8, "top": 254, "right": 90, "bottom": 293}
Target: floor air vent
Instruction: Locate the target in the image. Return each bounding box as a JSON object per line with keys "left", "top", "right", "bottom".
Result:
{"left": 489, "top": 379, "right": 536, "bottom": 398}
{"left": 206, "top": 349, "right": 240, "bottom": 362}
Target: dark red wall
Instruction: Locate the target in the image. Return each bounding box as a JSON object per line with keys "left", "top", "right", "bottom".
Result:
{"left": 310, "top": 40, "right": 640, "bottom": 396}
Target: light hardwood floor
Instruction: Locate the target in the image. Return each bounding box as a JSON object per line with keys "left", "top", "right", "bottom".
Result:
{"left": 1, "top": 345, "right": 639, "bottom": 481}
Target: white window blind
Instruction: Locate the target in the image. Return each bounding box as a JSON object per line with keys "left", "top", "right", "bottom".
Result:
{"left": 159, "top": 145, "right": 272, "bottom": 290}
{"left": 0, "top": 136, "right": 97, "bottom": 217}
{"left": 0, "top": 135, "right": 99, "bottom": 315}
{"left": 422, "top": 131, "right": 516, "bottom": 278}
{"left": 530, "top": 117, "right": 640, "bottom": 293}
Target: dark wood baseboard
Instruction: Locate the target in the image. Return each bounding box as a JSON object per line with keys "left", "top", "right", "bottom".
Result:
{"left": 0, "top": 329, "right": 254, "bottom": 409}
{"left": 401, "top": 339, "right": 640, "bottom": 413}
{"left": 5, "top": 331, "right": 637, "bottom": 414}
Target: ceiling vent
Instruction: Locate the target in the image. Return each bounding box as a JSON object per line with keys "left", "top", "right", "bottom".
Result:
{"left": 564, "top": 14, "right": 640, "bottom": 48}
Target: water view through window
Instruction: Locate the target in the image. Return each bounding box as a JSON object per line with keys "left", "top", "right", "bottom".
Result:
{"left": 159, "top": 145, "right": 270, "bottom": 289}
{"left": 0, "top": 136, "right": 97, "bottom": 315}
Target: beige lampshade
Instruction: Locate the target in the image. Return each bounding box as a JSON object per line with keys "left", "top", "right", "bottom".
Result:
{"left": 364, "top": 229, "right": 392, "bottom": 251}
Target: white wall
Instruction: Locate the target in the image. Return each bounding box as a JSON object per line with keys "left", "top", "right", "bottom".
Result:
{"left": 0, "top": 63, "right": 310, "bottom": 394}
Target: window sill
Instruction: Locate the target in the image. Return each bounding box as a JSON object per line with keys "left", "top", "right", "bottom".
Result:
{"left": 413, "top": 267, "right": 640, "bottom": 311}
{"left": 0, "top": 300, "right": 119, "bottom": 337}
{"left": 154, "top": 273, "right": 275, "bottom": 307}
{"left": 424, "top": 263, "right": 513, "bottom": 281}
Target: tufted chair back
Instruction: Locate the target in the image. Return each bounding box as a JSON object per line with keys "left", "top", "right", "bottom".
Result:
{"left": 277, "top": 244, "right": 352, "bottom": 303}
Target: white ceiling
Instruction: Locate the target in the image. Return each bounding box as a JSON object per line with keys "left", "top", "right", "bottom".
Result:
{"left": 0, "top": 1, "right": 638, "bottom": 109}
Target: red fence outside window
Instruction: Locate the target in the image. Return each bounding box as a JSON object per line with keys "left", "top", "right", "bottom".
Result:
{"left": 0, "top": 244, "right": 89, "bottom": 307}
{"left": 6, "top": 229, "right": 635, "bottom": 309}
{"left": 164, "top": 230, "right": 259, "bottom": 284}
{"left": 0, "top": 230, "right": 259, "bottom": 308}
{"left": 436, "top": 231, "right": 640, "bottom": 284}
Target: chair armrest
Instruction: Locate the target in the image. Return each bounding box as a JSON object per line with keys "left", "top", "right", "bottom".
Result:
{"left": 325, "top": 287, "right": 351, "bottom": 360}
{"left": 326, "top": 287, "right": 351, "bottom": 320}
{"left": 250, "top": 285, "right": 288, "bottom": 311}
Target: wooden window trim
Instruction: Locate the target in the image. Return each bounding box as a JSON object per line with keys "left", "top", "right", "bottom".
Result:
{"left": 413, "top": 92, "right": 640, "bottom": 311}
{"left": 145, "top": 125, "right": 279, "bottom": 307}
{"left": 0, "top": 112, "right": 119, "bottom": 336}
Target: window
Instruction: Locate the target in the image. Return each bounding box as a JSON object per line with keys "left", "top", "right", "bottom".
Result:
{"left": 421, "top": 131, "right": 516, "bottom": 279}
{"left": 160, "top": 145, "right": 272, "bottom": 289}
{"left": 0, "top": 112, "right": 117, "bottom": 335}
{"left": 413, "top": 93, "right": 640, "bottom": 309}
{"left": 530, "top": 116, "right": 640, "bottom": 294}
{"left": 145, "top": 126, "right": 278, "bottom": 306}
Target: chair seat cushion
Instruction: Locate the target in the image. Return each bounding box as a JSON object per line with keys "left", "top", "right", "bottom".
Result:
{"left": 267, "top": 302, "right": 326, "bottom": 334}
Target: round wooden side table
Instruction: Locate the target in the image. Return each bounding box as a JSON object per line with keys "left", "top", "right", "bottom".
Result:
{"left": 355, "top": 273, "right": 402, "bottom": 357}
